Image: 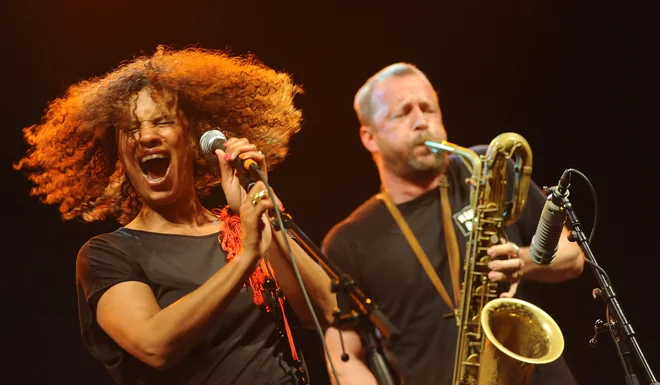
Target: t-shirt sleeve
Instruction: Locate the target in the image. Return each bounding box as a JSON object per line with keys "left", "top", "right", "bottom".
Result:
{"left": 76, "top": 235, "right": 149, "bottom": 362}
{"left": 322, "top": 222, "right": 361, "bottom": 286}
{"left": 322, "top": 222, "right": 362, "bottom": 323}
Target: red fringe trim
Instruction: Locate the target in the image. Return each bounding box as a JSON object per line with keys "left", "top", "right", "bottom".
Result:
{"left": 212, "top": 206, "right": 302, "bottom": 378}
{"left": 212, "top": 206, "right": 270, "bottom": 310}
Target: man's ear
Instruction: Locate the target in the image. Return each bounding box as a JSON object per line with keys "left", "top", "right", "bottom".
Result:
{"left": 359, "top": 125, "right": 379, "bottom": 154}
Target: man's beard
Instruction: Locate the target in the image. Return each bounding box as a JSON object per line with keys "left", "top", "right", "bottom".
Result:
{"left": 381, "top": 136, "right": 448, "bottom": 182}
{"left": 407, "top": 151, "right": 448, "bottom": 180}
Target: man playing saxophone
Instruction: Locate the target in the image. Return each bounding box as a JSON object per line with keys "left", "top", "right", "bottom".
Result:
{"left": 321, "top": 63, "right": 585, "bottom": 385}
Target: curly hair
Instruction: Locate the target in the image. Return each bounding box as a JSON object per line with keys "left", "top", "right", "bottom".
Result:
{"left": 14, "top": 45, "right": 304, "bottom": 225}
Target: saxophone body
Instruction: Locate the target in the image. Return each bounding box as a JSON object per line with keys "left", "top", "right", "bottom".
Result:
{"left": 427, "top": 132, "right": 565, "bottom": 385}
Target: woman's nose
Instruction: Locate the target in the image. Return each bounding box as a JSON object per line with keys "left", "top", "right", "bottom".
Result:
{"left": 137, "top": 126, "right": 162, "bottom": 147}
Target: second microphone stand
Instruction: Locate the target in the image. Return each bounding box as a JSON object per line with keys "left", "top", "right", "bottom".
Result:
{"left": 272, "top": 212, "right": 401, "bottom": 385}
{"left": 554, "top": 183, "right": 658, "bottom": 385}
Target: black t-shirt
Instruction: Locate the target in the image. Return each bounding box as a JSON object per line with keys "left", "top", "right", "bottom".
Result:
{"left": 76, "top": 228, "right": 299, "bottom": 385}
{"left": 322, "top": 145, "right": 578, "bottom": 385}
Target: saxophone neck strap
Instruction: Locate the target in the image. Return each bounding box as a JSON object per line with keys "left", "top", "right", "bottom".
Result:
{"left": 377, "top": 174, "right": 462, "bottom": 313}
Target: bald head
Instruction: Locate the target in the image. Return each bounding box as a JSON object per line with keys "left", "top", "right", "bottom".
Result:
{"left": 354, "top": 63, "right": 437, "bottom": 127}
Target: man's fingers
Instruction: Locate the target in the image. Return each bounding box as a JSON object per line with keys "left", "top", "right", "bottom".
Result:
{"left": 500, "top": 281, "right": 519, "bottom": 298}
{"left": 488, "top": 271, "right": 507, "bottom": 282}
{"left": 488, "top": 258, "right": 521, "bottom": 273}
{"left": 487, "top": 242, "right": 519, "bottom": 258}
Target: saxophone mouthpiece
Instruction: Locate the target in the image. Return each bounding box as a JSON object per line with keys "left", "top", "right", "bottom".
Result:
{"left": 424, "top": 138, "right": 453, "bottom": 154}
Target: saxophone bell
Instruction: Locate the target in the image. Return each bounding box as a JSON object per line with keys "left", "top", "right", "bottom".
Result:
{"left": 478, "top": 298, "right": 565, "bottom": 385}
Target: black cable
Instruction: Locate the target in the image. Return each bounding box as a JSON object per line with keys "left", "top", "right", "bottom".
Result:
{"left": 339, "top": 327, "right": 350, "bottom": 362}
{"left": 253, "top": 168, "right": 342, "bottom": 385}
{"left": 564, "top": 168, "right": 598, "bottom": 245}
{"left": 564, "top": 168, "right": 611, "bottom": 286}
{"left": 583, "top": 259, "right": 611, "bottom": 286}
{"left": 606, "top": 305, "right": 634, "bottom": 383}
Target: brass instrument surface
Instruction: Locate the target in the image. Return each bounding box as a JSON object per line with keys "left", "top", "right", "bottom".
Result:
{"left": 432, "top": 133, "right": 564, "bottom": 385}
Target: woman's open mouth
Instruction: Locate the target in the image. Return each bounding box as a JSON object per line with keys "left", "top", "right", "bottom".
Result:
{"left": 139, "top": 153, "right": 171, "bottom": 185}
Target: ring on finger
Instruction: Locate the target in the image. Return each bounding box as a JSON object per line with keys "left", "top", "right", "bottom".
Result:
{"left": 514, "top": 259, "right": 523, "bottom": 279}
{"left": 510, "top": 242, "right": 520, "bottom": 257}
{"left": 250, "top": 190, "right": 267, "bottom": 206}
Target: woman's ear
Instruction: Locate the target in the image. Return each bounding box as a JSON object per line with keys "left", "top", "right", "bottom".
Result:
{"left": 178, "top": 109, "right": 189, "bottom": 129}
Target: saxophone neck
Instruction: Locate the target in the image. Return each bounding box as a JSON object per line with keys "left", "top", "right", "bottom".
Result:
{"left": 424, "top": 138, "right": 481, "bottom": 178}
{"left": 485, "top": 132, "right": 534, "bottom": 225}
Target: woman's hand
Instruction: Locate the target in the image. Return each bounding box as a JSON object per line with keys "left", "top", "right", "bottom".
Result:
{"left": 215, "top": 137, "right": 269, "bottom": 212}
{"left": 238, "top": 181, "right": 284, "bottom": 258}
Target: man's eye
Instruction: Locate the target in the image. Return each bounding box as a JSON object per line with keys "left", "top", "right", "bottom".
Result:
{"left": 157, "top": 121, "right": 174, "bottom": 126}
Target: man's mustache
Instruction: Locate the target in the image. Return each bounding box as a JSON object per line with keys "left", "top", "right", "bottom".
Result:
{"left": 411, "top": 132, "right": 439, "bottom": 147}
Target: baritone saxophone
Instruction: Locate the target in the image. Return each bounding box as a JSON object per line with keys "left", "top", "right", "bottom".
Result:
{"left": 425, "top": 132, "right": 565, "bottom": 385}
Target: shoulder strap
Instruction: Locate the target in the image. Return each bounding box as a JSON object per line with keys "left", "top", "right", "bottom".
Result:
{"left": 438, "top": 174, "right": 462, "bottom": 308}
{"left": 377, "top": 174, "right": 462, "bottom": 313}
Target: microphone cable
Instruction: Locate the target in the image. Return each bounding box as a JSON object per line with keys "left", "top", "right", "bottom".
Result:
{"left": 562, "top": 168, "right": 610, "bottom": 284}
{"left": 252, "top": 167, "right": 343, "bottom": 385}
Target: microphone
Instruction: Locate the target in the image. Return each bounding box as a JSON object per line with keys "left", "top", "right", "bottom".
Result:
{"left": 199, "top": 129, "right": 261, "bottom": 191}
{"left": 529, "top": 170, "right": 571, "bottom": 265}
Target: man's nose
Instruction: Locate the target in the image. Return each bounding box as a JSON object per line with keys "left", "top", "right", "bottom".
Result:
{"left": 412, "top": 107, "right": 429, "bottom": 131}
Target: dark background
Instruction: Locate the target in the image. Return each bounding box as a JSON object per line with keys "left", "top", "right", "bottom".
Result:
{"left": 2, "top": 0, "right": 657, "bottom": 384}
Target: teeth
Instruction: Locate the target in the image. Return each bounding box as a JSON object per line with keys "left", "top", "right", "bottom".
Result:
{"left": 145, "top": 175, "right": 166, "bottom": 182}
{"left": 140, "top": 154, "right": 169, "bottom": 163}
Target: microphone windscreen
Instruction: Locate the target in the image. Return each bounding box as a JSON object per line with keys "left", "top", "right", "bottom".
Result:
{"left": 200, "top": 130, "right": 226, "bottom": 154}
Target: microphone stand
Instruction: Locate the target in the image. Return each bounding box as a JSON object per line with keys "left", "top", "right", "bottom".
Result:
{"left": 556, "top": 188, "right": 658, "bottom": 385}
{"left": 271, "top": 212, "right": 401, "bottom": 385}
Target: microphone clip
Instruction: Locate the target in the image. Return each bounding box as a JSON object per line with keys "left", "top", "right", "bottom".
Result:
{"left": 551, "top": 169, "right": 572, "bottom": 201}
{"left": 545, "top": 182, "right": 570, "bottom": 209}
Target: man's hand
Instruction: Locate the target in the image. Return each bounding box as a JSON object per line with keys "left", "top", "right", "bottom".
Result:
{"left": 486, "top": 242, "right": 523, "bottom": 298}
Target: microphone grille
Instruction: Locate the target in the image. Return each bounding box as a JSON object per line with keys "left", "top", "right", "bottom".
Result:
{"left": 199, "top": 130, "right": 226, "bottom": 154}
